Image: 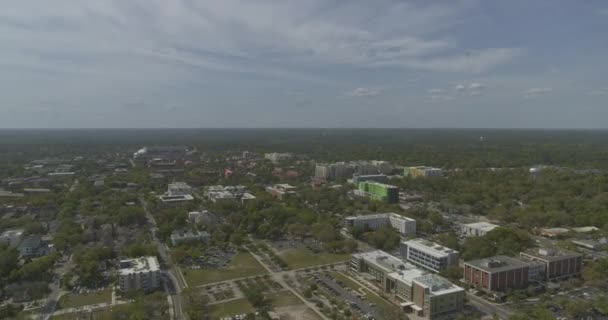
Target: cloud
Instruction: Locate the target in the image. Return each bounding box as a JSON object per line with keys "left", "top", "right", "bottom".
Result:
{"left": 598, "top": 8, "right": 608, "bottom": 16}
{"left": 523, "top": 87, "right": 553, "bottom": 97}
{"left": 347, "top": 87, "right": 382, "bottom": 97}
{"left": 452, "top": 82, "right": 486, "bottom": 95}
{"left": 0, "top": 0, "right": 522, "bottom": 83}
{"left": 427, "top": 88, "right": 446, "bottom": 94}
{"left": 589, "top": 90, "right": 606, "bottom": 96}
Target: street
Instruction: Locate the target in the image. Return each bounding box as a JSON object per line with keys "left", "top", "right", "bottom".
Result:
{"left": 141, "top": 198, "right": 185, "bottom": 320}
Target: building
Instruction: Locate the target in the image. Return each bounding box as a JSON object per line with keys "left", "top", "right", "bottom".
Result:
{"left": 463, "top": 255, "right": 530, "bottom": 293}
{"left": 538, "top": 227, "right": 570, "bottom": 238}
{"left": 188, "top": 210, "right": 219, "bottom": 225}
{"left": 17, "top": 235, "right": 46, "bottom": 258}
{"left": 118, "top": 256, "right": 161, "bottom": 292}
{"left": 0, "top": 229, "right": 24, "bottom": 247}
{"left": 167, "top": 182, "right": 192, "bottom": 196}
{"left": 206, "top": 185, "right": 256, "bottom": 204}
{"left": 356, "top": 181, "right": 399, "bottom": 203}
{"left": 170, "top": 230, "right": 210, "bottom": 246}
{"left": 352, "top": 174, "right": 389, "bottom": 185}
{"left": 314, "top": 162, "right": 353, "bottom": 181}
{"left": 264, "top": 152, "right": 293, "bottom": 163}
{"left": 460, "top": 222, "right": 499, "bottom": 237}
{"left": 265, "top": 184, "right": 297, "bottom": 200}
{"left": 519, "top": 248, "right": 582, "bottom": 281}
{"left": 158, "top": 182, "right": 194, "bottom": 204}
{"left": 406, "top": 274, "right": 465, "bottom": 320}
{"left": 405, "top": 167, "right": 443, "bottom": 178}
{"left": 345, "top": 213, "right": 416, "bottom": 236}
{"left": 352, "top": 250, "right": 464, "bottom": 320}
{"left": 400, "top": 239, "right": 459, "bottom": 273}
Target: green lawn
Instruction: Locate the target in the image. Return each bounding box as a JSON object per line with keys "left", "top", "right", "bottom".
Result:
{"left": 330, "top": 271, "right": 400, "bottom": 319}
{"left": 210, "top": 298, "right": 255, "bottom": 319}
{"left": 280, "top": 248, "right": 350, "bottom": 269}
{"left": 51, "top": 307, "right": 113, "bottom": 320}
{"left": 56, "top": 288, "right": 112, "bottom": 310}
{"left": 183, "top": 252, "right": 267, "bottom": 286}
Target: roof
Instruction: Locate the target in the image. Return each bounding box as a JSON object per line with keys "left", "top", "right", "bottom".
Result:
{"left": 465, "top": 255, "right": 529, "bottom": 273}
{"left": 403, "top": 239, "right": 458, "bottom": 257}
{"left": 520, "top": 247, "right": 582, "bottom": 261}
{"left": 463, "top": 222, "right": 499, "bottom": 231}
{"left": 119, "top": 256, "right": 160, "bottom": 275}
{"left": 412, "top": 274, "right": 464, "bottom": 296}
{"left": 353, "top": 250, "right": 411, "bottom": 274}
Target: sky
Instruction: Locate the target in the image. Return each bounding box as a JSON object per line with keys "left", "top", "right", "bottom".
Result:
{"left": 1, "top": 0, "right": 607, "bottom": 128}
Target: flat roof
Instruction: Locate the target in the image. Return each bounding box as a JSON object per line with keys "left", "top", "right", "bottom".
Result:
{"left": 346, "top": 212, "right": 414, "bottom": 222}
{"left": 520, "top": 247, "right": 582, "bottom": 261}
{"left": 404, "top": 239, "right": 458, "bottom": 257}
{"left": 353, "top": 250, "right": 411, "bottom": 274}
{"left": 119, "top": 256, "right": 160, "bottom": 275}
{"left": 463, "top": 222, "right": 499, "bottom": 231}
{"left": 413, "top": 274, "right": 464, "bottom": 296}
{"left": 465, "top": 255, "right": 529, "bottom": 273}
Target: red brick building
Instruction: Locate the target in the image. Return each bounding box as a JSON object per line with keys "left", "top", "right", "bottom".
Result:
{"left": 519, "top": 248, "right": 582, "bottom": 280}
{"left": 463, "top": 255, "right": 530, "bottom": 292}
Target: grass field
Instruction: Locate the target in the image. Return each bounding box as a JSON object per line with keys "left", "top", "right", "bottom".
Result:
{"left": 56, "top": 289, "right": 112, "bottom": 310}
{"left": 50, "top": 307, "right": 113, "bottom": 320}
{"left": 183, "top": 251, "right": 267, "bottom": 286}
{"left": 210, "top": 298, "right": 255, "bottom": 319}
{"left": 279, "top": 248, "right": 350, "bottom": 269}
{"left": 330, "top": 271, "right": 400, "bottom": 319}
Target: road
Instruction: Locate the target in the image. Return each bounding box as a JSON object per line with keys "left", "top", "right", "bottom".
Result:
{"left": 141, "top": 198, "right": 185, "bottom": 320}
{"left": 466, "top": 292, "right": 512, "bottom": 320}
{"left": 37, "top": 258, "right": 72, "bottom": 320}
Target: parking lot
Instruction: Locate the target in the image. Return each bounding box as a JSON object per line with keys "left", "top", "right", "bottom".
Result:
{"left": 313, "top": 273, "right": 381, "bottom": 320}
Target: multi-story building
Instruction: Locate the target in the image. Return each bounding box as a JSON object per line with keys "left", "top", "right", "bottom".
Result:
{"left": 352, "top": 250, "right": 464, "bottom": 320}
{"left": 314, "top": 162, "right": 353, "bottom": 181}
{"left": 401, "top": 239, "right": 459, "bottom": 273}
{"left": 352, "top": 174, "right": 389, "bottom": 185}
{"left": 519, "top": 248, "right": 582, "bottom": 281}
{"left": 265, "top": 184, "right": 297, "bottom": 200}
{"left": 405, "top": 166, "right": 443, "bottom": 178}
{"left": 158, "top": 182, "right": 194, "bottom": 204}
{"left": 345, "top": 213, "right": 416, "bottom": 237}
{"left": 264, "top": 152, "right": 293, "bottom": 163}
{"left": 205, "top": 185, "right": 256, "bottom": 204}
{"left": 356, "top": 181, "right": 399, "bottom": 203}
{"left": 167, "top": 182, "right": 192, "bottom": 196}
{"left": 460, "top": 222, "right": 499, "bottom": 237}
{"left": 463, "top": 255, "right": 530, "bottom": 293}
{"left": 0, "top": 229, "right": 24, "bottom": 247}
{"left": 118, "top": 256, "right": 161, "bottom": 292}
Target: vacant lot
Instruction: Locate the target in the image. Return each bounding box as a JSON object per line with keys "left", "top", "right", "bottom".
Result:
{"left": 280, "top": 247, "right": 350, "bottom": 269}
{"left": 184, "top": 251, "right": 267, "bottom": 286}
{"left": 56, "top": 288, "right": 112, "bottom": 310}
{"left": 51, "top": 307, "right": 113, "bottom": 320}
{"left": 210, "top": 298, "right": 255, "bottom": 319}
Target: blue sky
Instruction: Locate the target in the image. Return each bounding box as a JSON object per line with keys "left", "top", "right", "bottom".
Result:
{"left": 1, "top": 0, "right": 607, "bottom": 128}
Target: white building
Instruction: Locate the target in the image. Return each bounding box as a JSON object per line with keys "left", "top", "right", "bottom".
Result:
{"left": 0, "top": 229, "right": 24, "bottom": 247}
{"left": 345, "top": 213, "right": 416, "bottom": 237}
{"left": 460, "top": 222, "right": 499, "bottom": 237}
{"left": 264, "top": 152, "right": 293, "bottom": 163}
{"left": 167, "top": 182, "right": 192, "bottom": 196}
{"left": 118, "top": 256, "right": 161, "bottom": 292}
{"left": 400, "top": 239, "right": 459, "bottom": 273}
{"left": 206, "top": 185, "right": 256, "bottom": 204}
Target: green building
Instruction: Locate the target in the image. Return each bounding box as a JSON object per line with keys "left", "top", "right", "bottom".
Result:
{"left": 358, "top": 181, "right": 399, "bottom": 203}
